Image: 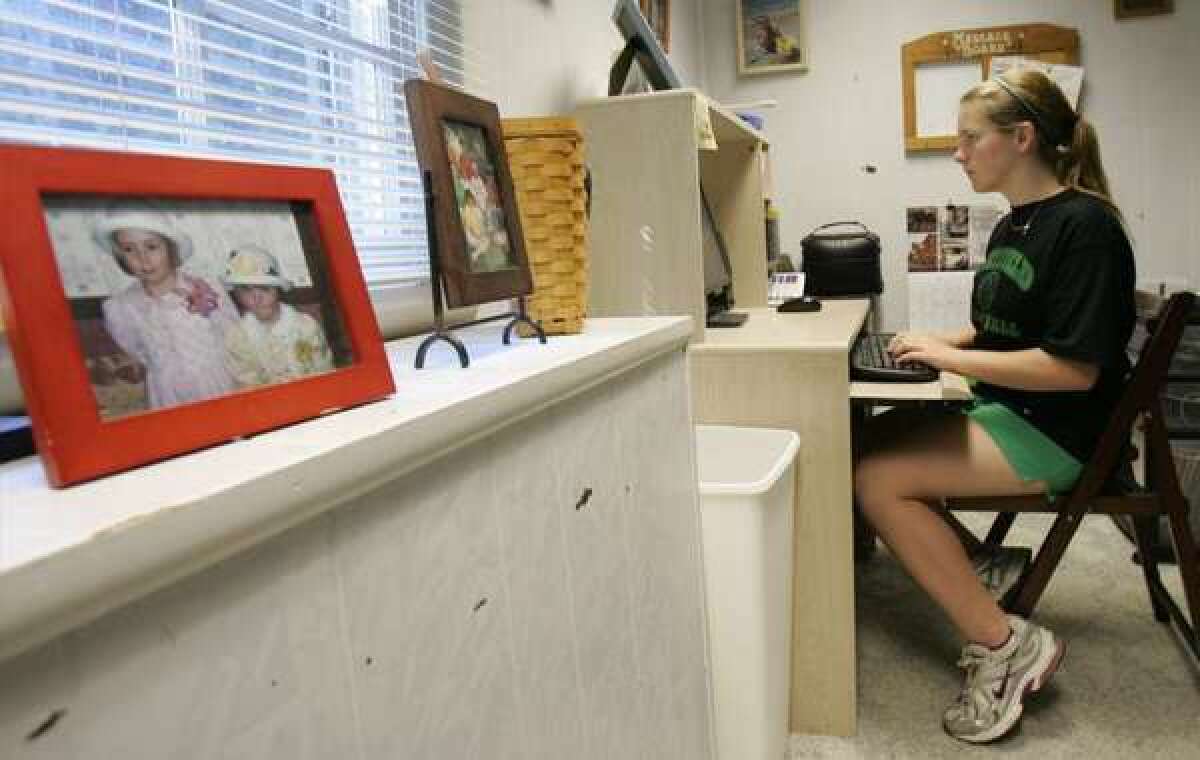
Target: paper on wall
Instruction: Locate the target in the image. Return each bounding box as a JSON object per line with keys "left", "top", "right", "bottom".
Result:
{"left": 905, "top": 203, "right": 1002, "bottom": 331}
{"left": 915, "top": 61, "right": 984, "bottom": 137}
{"left": 989, "top": 56, "right": 1083, "bottom": 109}
{"left": 905, "top": 204, "right": 1002, "bottom": 274}
{"left": 694, "top": 96, "right": 718, "bottom": 151}
{"left": 966, "top": 205, "right": 1003, "bottom": 268}
{"left": 908, "top": 271, "right": 974, "bottom": 332}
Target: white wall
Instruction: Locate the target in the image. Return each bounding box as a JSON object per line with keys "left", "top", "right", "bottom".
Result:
{"left": 698, "top": 0, "right": 1200, "bottom": 329}
{"left": 463, "top": 0, "right": 705, "bottom": 115}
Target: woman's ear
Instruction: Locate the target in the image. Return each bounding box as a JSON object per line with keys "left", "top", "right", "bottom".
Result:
{"left": 1014, "top": 122, "right": 1037, "bottom": 153}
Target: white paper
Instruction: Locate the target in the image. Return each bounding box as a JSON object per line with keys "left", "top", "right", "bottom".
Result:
{"left": 915, "top": 61, "right": 984, "bottom": 137}
{"left": 908, "top": 271, "right": 974, "bottom": 332}
{"left": 989, "top": 56, "right": 1083, "bottom": 109}
{"left": 966, "top": 205, "right": 1003, "bottom": 269}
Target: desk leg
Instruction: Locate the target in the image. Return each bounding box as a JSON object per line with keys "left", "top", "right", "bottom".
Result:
{"left": 850, "top": 403, "right": 878, "bottom": 562}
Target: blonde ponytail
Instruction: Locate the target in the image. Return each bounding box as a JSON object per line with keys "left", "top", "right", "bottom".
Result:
{"left": 1058, "top": 117, "right": 1118, "bottom": 215}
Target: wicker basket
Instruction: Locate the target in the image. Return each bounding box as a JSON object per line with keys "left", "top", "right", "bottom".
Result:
{"left": 502, "top": 117, "right": 588, "bottom": 336}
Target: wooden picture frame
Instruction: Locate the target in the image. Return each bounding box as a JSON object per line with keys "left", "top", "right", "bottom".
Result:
{"left": 0, "top": 145, "right": 394, "bottom": 486}
{"left": 736, "top": 0, "right": 807, "bottom": 76}
{"left": 901, "top": 24, "right": 1079, "bottom": 153}
{"left": 639, "top": 0, "right": 671, "bottom": 52}
{"left": 1114, "top": 0, "right": 1173, "bottom": 19}
{"left": 403, "top": 79, "right": 534, "bottom": 309}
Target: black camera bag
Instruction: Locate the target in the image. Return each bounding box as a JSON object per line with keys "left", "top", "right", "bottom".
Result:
{"left": 801, "top": 221, "right": 883, "bottom": 296}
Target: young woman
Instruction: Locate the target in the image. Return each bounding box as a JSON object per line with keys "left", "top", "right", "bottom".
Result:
{"left": 95, "top": 208, "right": 239, "bottom": 410}
{"left": 854, "top": 69, "right": 1136, "bottom": 742}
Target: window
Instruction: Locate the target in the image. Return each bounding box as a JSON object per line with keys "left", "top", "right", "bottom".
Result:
{"left": 0, "top": 0, "right": 468, "bottom": 287}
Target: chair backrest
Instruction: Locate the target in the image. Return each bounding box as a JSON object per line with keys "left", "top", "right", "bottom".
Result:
{"left": 1069, "top": 291, "right": 1197, "bottom": 501}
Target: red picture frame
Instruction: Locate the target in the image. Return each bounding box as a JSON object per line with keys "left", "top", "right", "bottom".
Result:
{"left": 0, "top": 145, "right": 394, "bottom": 486}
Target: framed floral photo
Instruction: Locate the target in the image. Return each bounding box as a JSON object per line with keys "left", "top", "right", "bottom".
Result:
{"left": 403, "top": 78, "right": 534, "bottom": 308}
{"left": 737, "top": 0, "right": 807, "bottom": 76}
{"left": 0, "top": 145, "right": 394, "bottom": 486}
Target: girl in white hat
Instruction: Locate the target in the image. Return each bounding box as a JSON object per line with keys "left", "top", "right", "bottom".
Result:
{"left": 220, "top": 245, "right": 334, "bottom": 387}
{"left": 94, "top": 207, "right": 239, "bottom": 410}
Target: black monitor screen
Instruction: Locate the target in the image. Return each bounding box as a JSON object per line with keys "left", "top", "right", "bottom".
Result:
{"left": 700, "top": 190, "right": 732, "bottom": 298}
{"left": 610, "top": 0, "right": 682, "bottom": 93}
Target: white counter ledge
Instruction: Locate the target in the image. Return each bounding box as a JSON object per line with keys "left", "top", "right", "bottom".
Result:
{"left": 0, "top": 316, "right": 692, "bottom": 663}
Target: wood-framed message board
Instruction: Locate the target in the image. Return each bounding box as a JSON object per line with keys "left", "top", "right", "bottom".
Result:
{"left": 902, "top": 24, "right": 1079, "bottom": 153}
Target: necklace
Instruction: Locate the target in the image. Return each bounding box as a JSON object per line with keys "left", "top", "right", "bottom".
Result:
{"left": 1008, "top": 204, "right": 1041, "bottom": 236}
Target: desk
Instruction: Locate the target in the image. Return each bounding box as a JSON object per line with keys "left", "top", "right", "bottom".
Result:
{"left": 689, "top": 302, "right": 970, "bottom": 736}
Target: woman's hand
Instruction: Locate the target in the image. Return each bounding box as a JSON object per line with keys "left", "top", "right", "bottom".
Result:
{"left": 888, "top": 332, "right": 960, "bottom": 371}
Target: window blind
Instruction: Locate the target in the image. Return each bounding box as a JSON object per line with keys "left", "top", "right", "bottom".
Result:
{"left": 0, "top": 0, "right": 471, "bottom": 287}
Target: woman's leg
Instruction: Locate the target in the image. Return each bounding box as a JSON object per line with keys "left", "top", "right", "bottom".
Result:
{"left": 853, "top": 405, "right": 984, "bottom": 555}
{"left": 854, "top": 413, "right": 1044, "bottom": 647}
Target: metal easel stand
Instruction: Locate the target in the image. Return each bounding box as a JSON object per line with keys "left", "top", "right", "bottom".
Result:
{"left": 414, "top": 170, "right": 546, "bottom": 369}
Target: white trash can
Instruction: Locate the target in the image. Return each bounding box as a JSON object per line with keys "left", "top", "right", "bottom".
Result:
{"left": 695, "top": 425, "right": 801, "bottom": 760}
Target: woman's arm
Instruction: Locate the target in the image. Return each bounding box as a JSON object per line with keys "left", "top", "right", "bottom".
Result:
{"left": 936, "top": 326, "right": 977, "bottom": 349}
{"left": 921, "top": 326, "right": 979, "bottom": 350}
{"left": 888, "top": 325, "right": 976, "bottom": 352}
{"left": 894, "top": 339, "right": 1099, "bottom": 391}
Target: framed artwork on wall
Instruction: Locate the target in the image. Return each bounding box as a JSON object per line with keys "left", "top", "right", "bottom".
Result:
{"left": 1114, "top": 0, "right": 1173, "bottom": 19}
{"left": 403, "top": 78, "right": 534, "bottom": 309}
{"left": 736, "top": 0, "right": 807, "bottom": 76}
{"left": 639, "top": 0, "right": 671, "bottom": 52}
{"left": 0, "top": 145, "right": 394, "bottom": 486}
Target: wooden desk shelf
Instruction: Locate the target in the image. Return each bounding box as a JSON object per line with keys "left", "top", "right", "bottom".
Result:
{"left": 574, "top": 89, "right": 769, "bottom": 343}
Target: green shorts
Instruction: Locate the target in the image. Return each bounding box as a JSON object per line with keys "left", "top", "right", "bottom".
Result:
{"left": 963, "top": 399, "right": 1083, "bottom": 494}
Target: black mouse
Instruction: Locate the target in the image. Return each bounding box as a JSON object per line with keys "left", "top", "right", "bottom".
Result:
{"left": 777, "top": 295, "right": 821, "bottom": 313}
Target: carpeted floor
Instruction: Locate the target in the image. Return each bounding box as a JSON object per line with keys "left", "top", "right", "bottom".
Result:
{"left": 790, "top": 513, "right": 1199, "bottom": 759}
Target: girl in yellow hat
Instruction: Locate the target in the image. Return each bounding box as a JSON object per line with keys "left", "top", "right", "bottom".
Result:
{"left": 220, "top": 245, "right": 334, "bottom": 387}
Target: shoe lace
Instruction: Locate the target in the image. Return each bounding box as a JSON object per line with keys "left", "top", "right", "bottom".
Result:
{"left": 953, "top": 646, "right": 1004, "bottom": 717}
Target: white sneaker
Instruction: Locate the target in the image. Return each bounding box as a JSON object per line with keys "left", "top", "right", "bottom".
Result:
{"left": 943, "top": 615, "right": 1066, "bottom": 743}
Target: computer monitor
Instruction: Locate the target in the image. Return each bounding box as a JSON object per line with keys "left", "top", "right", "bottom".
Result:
{"left": 610, "top": 0, "right": 682, "bottom": 95}
{"left": 700, "top": 189, "right": 732, "bottom": 299}
{"left": 700, "top": 188, "right": 746, "bottom": 327}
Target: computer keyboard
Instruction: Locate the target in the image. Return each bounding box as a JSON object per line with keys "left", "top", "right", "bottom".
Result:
{"left": 851, "top": 332, "right": 939, "bottom": 383}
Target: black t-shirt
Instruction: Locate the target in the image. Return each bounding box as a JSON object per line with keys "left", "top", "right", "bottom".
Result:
{"left": 970, "top": 188, "right": 1136, "bottom": 461}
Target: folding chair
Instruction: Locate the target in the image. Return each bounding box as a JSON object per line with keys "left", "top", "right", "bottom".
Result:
{"left": 946, "top": 291, "right": 1200, "bottom": 664}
